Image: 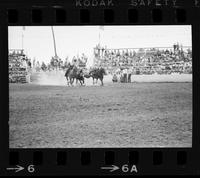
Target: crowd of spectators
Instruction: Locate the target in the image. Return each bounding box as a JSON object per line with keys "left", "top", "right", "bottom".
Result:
{"left": 33, "top": 53, "right": 88, "bottom": 72}
{"left": 9, "top": 50, "right": 32, "bottom": 83}
{"left": 94, "top": 44, "right": 192, "bottom": 75}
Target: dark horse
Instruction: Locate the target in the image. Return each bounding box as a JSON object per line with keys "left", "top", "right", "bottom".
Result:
{"left": 65, "top": 66, "right": 84, "bottom": 86}
{"left": 89, "top": 67, "right": 106, "bottom": 86}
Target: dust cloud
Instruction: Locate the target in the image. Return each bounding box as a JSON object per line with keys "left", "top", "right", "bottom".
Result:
{"left": 30, "top": 71, "right": 192, "bottom": 86}
{"left": 30, "top": 71, "right": 113, "bottom": 86}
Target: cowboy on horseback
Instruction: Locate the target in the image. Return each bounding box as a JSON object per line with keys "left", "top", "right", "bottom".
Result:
{"left": 64, "top": 62, "right": 85, "bottom": 86}
{"left": 65, "top": 62, "right": 74, "bottom": 85}
{"left": 64, "top": 62, "right": 73, "bottom": 78}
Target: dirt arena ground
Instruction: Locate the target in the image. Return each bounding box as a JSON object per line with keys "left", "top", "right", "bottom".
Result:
{"left": 9, "top": 82, "right": 192, "bottom": 148}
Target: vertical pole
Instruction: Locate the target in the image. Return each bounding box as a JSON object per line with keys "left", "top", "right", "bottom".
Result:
{"left": 99, "top": 31, "right": 101, "bottom": 47}
{"left": 22, "top": 32, "right": 23, "bottom": 50}
{"left": 51, "top": 26, "right": 57, "bottom": 57}
{"left": 22, "top": 27, "right": 24, "bottom": 53}
{"left": 98, "top": 31, "right": 101, "bottom": 60}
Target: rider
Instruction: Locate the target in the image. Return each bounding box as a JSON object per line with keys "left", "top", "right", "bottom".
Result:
{"left": 65, "top": 62, "right": 74, "bottom": 77}
{"left": 79, "top": 69, "right": 83, "bottom": 75}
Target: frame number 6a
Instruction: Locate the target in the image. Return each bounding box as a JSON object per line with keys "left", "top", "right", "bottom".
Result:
{"left": 122, "top": 164, "right": 138, "bottom": 173}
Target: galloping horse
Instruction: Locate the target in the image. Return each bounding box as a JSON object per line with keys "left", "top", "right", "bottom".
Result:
{"left": 65, "top": 65, "right": 84, "bottom": 86}
{"left": 89, "top": 67, "right": 106, "bottom": 86}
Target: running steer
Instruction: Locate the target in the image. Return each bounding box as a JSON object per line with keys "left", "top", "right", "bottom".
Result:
{"left": 89, "top": 67, "right": 106, "bottom": 86}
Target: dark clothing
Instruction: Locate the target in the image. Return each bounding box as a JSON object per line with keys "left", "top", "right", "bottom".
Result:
{"left": 65, "top": 66, "right": 73, "bottom": 77}
{"left": 128, "top": 74, "right": 131, "bottom": 83}
{"left": 124, "top": 74, "right": 127, "bottom": 83}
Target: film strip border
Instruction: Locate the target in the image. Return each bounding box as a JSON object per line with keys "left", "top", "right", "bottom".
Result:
{"left": 3, "top": 7, "right": 200, "bottom": 25}
{"left": 4, "top": 149, "right": 196, "bottom": 175}
{"left": 0, "top": 0, "right": 200, "bottom": 176}
{"left": 0, "top": 0, "right": 199, "bottom": 24}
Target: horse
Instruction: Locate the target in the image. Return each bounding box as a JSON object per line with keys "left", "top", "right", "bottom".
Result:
{"left": 74, "top": 69, "right": 85, "bottom": 85}
{"left": 65, "top": 66, "right": 85, "bottom": 86}
{"left": 64, "top": 65, "right": 73, "bottom": 85}
{"left": 89, "top": 67, "right": 106, "bottom": 86}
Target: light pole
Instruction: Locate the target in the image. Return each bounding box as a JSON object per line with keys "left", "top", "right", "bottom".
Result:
{"left": 51, "top": 26, "right": 58, "bottom": 58}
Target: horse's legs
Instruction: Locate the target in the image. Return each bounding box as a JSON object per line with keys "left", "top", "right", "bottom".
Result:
{"left": 72, "top": 78, "right": 75, "bottom": 86}
{"left": 100, "top": 78, "right": 104, "bottom": 86}
{"left": 93, "top": 77, "right": 94, "bottom": 85}
{"left": 70, "top": 77, "right": 74, "bottom": 86}
{"left": 66, "top": 77, "right": 68, "bottom": 85}
{"left": 66, "top": 77, "right": 70, "bottom": 86}
{"left": 69, "top": 78, "right": 72, "bottom": 86}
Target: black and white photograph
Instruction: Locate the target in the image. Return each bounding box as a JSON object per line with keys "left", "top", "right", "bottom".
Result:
{"left": 9, "top": 25, "right": 192, "bottom": 148}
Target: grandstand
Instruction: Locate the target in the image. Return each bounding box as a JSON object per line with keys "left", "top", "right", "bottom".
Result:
{"left": 9, "top": 49, "right": 31, "bottom": 83}
{"left": 93, "top": 43, "right": 192, "bottom": 75}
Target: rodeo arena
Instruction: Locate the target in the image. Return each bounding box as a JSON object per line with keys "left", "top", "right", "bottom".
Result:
{"left": 9, "top": 26, "right": 192, "bottom": 148}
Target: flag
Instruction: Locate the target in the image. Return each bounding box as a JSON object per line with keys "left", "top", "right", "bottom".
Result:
{"left": 99, "top": 26, "right": 104, "bottom": 31}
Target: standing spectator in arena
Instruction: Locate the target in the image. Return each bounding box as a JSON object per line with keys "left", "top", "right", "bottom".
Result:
{"left": 127, "top": 68, "right": 132, "bottom": 83}
{"left": 123, "top": 68, "right": 128, "bottom": 83}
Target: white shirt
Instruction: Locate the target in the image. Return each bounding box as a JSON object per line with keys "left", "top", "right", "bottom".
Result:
{"left": 123, "top": 69, "right": 128, "bottom": 74}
